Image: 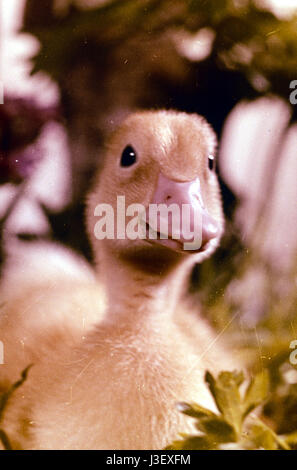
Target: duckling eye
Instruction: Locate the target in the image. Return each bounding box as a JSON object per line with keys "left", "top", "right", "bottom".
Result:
{"left": 208, "top": 154, "right": 215, "bottom": 171}
{"left": 120, "top": 145, "right": 137, "bottom": 167}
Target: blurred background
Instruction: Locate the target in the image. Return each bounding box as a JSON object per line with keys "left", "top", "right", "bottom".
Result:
{"left": 0, "top": 0, "right": 297, "bottom": 436}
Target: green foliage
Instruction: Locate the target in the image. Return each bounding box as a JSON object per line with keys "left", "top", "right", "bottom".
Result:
{"left": 0, "top": 366, "right": 32, "bottom": 450}
{"left": 25, "top": 0, "right": 297, "bottom": 102}
{"left": 166, "top": 369, "right": 297, "bottom": 450}
{"left": 174, "top": 258, "right": 297, "bottom": 450}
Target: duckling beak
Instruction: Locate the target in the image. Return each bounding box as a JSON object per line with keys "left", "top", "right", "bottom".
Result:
{"left": 146, "top": 173, "right": 219, "bottom": 250}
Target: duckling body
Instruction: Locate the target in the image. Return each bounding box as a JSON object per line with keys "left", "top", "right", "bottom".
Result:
{"left": 0, "top": 111, "right": 238, "bottom": 449}
{"left": 2, "top": 291, "right": 232, "bottom": 450}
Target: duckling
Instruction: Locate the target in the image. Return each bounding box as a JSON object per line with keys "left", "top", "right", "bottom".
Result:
{"left": 0, "top": 110, "right": 238, "bottom": 450}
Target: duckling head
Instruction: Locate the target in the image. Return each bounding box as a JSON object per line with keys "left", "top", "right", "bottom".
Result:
{"left": 87, "top": 110, "right": 224, "bottom": 272}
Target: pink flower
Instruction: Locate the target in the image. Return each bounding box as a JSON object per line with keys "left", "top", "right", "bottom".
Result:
{"left": 0, "top": 97, "right": 60, "bottom": 184}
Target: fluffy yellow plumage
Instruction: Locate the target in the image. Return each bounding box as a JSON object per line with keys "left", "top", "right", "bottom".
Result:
{"left": 0, "top": 110, "right": 238, "bottom": 449}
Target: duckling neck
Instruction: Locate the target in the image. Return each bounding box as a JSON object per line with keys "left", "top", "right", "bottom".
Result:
{"left": 98, "top": 249, "right": 192, "bottom": 325}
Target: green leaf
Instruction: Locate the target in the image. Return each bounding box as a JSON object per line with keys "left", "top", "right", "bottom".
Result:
{"left": 284, "top": 431, "right": 297, "bottom": 448}
{"left": 248, "top": 423, "right": 278, "bottom": 450}
{"left": 196, "top": 415, "right": 237, "bottom": 443}
{"left": 243, "top": 370, "right": 269, "bottom": 418}
{"left": 168, "top": 369, "right": 293, "bottom": 451}
{"left": 205, "top": 370, "right": 243, "bottom": 437}
{"left": 176, "top": 401, "right": 217, "bottom": 419}
{"left": 0, "top": 365, "right": 33, "bottom": 421}
{"left": 165, "top": 435, "right": 214, "bottom": 450}
{"left": 0, "top": 365, "right": 32, "bottom": 451}
{"left": 247, "top": 420, "right": 290, "bottom": 450}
